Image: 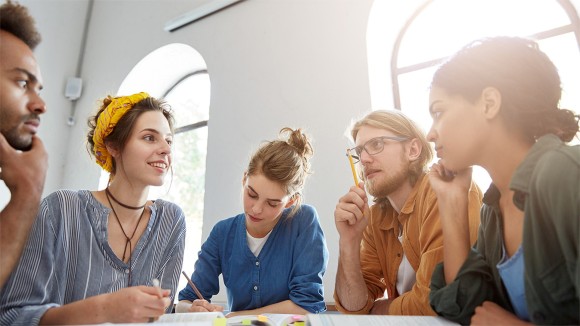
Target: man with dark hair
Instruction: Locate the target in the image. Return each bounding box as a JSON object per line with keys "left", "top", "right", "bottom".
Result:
{"left": 0, "top": 0, "right": 48, "bottom": 288}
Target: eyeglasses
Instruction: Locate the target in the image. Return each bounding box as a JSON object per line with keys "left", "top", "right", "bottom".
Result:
{"left": 347, "top": 136, "right": 408, "bottom": 163}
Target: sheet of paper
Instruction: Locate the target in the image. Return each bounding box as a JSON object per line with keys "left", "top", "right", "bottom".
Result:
{"left": 306, "top": 314, "right": 459, "bottom": 326}
{"left": 146, "top": 311, "right": 225, "bottom": 325}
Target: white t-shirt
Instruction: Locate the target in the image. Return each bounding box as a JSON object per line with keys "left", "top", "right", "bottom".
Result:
{"left": 246, "top": 230, "right": 272, "bottom": 257}
{"left": 396, "top": 232, "right": 416, "bottom": 295}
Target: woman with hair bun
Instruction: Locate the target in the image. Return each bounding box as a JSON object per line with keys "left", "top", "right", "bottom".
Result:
{"left": 0, "top": 92, "right": 186, "bottom": 324}
{"left": 177, "top": 128, "right": 328, "bottom": 317}
{"left": 427, "top": 36, "right": 579, "bottom": 325}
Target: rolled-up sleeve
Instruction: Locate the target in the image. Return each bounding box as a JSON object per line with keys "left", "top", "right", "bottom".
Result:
{"left": 430, "top": 249, "right": 499, "bottom": 325}
{"left": 336, "top": 224, "right": 387, "bottom": 314}
{"left": 288, "top": 206, "right": 329, "bottom": 313}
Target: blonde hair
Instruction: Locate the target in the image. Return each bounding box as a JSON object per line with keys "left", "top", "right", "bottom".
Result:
{"left": 351, "top": 110, "right": 433, "bottom": 186}
{"left": 246, "top": 127, "right": 314, "bottom": 217}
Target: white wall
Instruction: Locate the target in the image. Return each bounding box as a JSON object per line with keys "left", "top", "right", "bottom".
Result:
{"left": 15, "top": 0, "right": 580, "bottom": 306}
{"left": 18, "top": 0, "right": 91, "bottom": 199}
{"left": 20, "top": 0, "right": 375, "bottom": 303}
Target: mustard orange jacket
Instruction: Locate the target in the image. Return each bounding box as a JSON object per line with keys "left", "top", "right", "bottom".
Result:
{"left": 334, "top": 173, "right": 482, "bottom": 315}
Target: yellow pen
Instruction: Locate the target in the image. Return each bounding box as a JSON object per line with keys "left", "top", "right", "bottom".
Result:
{"left": 346, "top": 149, "right": 359, "bottom": 186}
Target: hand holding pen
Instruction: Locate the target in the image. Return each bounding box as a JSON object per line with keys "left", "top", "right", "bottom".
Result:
{"left": 146, "top": 278, "right": 171, "bottom": 323}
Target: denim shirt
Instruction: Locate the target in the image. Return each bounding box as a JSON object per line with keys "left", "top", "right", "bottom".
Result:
{"left": 178, "top": 204, "right": 328, "bottom": 313}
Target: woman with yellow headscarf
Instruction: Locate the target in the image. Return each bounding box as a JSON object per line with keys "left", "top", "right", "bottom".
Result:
{"left": 0, "top": 93, "right": 187, "bottom": 325}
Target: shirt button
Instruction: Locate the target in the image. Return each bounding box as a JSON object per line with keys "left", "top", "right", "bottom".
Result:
{"left": 125, "top": 269, "right": 130, "bottom": 274}
{"left": 253, "top": 285, "right": 258, "bottom": 291}
{"left": 255, "top": 261, "right": 260, "bottom": 266}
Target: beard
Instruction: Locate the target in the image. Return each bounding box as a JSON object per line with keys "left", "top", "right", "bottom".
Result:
{"left": 1, "top": 127, "right": 33, "bottom": 151}
{"left": 0, "top": 113, "right": 38, "bottom": 151}
{"left": 365, "top": 155, "right": 410, "bottom": 198}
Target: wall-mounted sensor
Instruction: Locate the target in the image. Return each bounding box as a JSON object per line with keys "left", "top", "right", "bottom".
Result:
{"left": 65, "top": 77, "right": 83, "bottom": 100}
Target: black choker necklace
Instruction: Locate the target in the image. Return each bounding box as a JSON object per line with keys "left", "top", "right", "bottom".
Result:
{"left": 105, "top": 188, "right": 146, "bottom": 210}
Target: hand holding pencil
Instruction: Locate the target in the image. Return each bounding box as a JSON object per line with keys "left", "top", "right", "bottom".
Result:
{"left": 181, "top": 271, "right": 204, "bottom": 300}
{"left": 346, "top": 149, "right": 359, "bottom": 186}
{"left": 181, "top": 271, "right": 224, "bottom": 313}
{"left": 332, "top": 149, "right": 369, "bottom": 229}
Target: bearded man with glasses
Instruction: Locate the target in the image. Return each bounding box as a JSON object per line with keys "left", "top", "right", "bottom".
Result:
{"left": 333, "top": 110, "right": 482, "bottom": 315}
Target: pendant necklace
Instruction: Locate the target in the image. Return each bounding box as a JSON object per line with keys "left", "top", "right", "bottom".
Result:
{"left": 105, "top": 188, "right": 147, "bottom": 285}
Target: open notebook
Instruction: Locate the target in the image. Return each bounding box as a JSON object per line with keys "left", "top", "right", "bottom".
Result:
{"left": 227, "top": 313, "right": 305, "bottom": 325}
{"left": 157, "top": 312, "right": 305, "bottom": 326}
{"left": 155, "top": 312, "right": 224, "bottom": 325}
{"left": 155, "top": 312, "right": 458, "bottom": 326}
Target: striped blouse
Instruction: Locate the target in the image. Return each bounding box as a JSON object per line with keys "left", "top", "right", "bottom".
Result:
{"left": 0, "top": 190, "right": 186, "bottom": 325}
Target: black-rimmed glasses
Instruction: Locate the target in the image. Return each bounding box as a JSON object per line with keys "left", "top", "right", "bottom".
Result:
{"left": 347, "top": 136, "right": 408, "bottom": 163}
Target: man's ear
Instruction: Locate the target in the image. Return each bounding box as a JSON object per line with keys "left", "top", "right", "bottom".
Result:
{"left": 284, "top": 194, "right": 298, "bottom": 208}
{"left": 481, "top": 87, "right": 502, "bottom": 119}
{"left": 407, "top": 138, "right": 422, "bottom": 162}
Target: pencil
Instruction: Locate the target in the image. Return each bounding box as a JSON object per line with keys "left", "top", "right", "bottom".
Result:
{"left": 347, "top": 150, "right": 359, "bottom": 186}
{"left": 181, "top": 271, "right": 205, "bottom": 301}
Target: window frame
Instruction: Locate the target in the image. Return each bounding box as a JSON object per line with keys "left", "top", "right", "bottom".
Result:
{"left": 390, "top": 0, "right": 580, "bottom": 109}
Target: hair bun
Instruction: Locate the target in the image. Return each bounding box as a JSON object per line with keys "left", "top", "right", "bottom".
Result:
{"left": 280, "top": 127, "right": 314, "bottom": 160}
{"left": 555, "top": 109, "right": 580, "bottom": 142}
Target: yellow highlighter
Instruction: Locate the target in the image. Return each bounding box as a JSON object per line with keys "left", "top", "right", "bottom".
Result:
{"left": 346, "top": 149, "right": 359, "bottom": 186}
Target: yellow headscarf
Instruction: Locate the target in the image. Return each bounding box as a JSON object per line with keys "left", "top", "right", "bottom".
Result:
{"left": 92, "top": 92, "right": 150, "bottom": 172}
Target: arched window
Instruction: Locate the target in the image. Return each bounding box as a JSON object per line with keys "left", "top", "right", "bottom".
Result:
{"left": 368, "top": 0, "right": 580, "bottom": 190}
{"left": 99, "top": 43, "right": 210, "bottom": 297}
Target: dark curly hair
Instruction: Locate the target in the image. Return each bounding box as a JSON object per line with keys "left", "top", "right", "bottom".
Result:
{"left": 0, "top": 0, "right": 41, "bottom": 49}
{"left": 432, "top": 36, "right": 579, "bottom": 142}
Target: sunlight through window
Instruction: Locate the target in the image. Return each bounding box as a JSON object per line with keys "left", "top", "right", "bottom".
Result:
{"left": 368, "top": 0, "right": 580, "bottom": 190}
